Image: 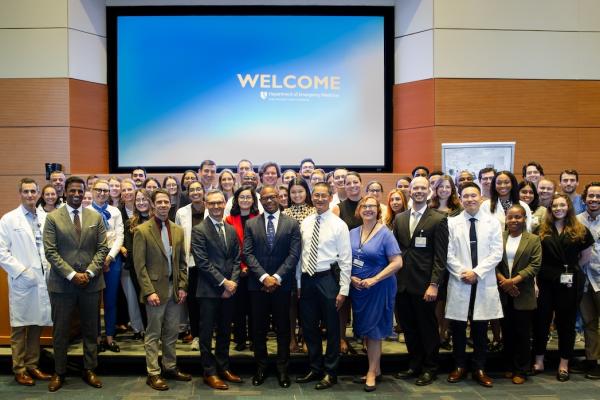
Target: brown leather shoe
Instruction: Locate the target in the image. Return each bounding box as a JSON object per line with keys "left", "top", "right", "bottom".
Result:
{"left": 204, "top": 374, "right": 228, "bottom": 390}
{"left": 15, "top": 372, "right": 34, "bottom": 386}
{"left": 82, "top": 369, "right": 102, "bottom": 388}
{"left": 27, "top": 368, "right": 52, "bottom": 380}
{"left": 220, "top": 370, "right": 242, "bottom": 383}
{"left": 146, "top": 374, "right": 169, "bottom": 391}
{"left": 512, "top": 374, "right": 526, "bottom": 384}
{"left": 48, "top": 374, "right": 64, "bottom": 392}
{"left": 163, "top": 368, "right": 192, "bottom": 382}
{"left": 447, "top": 367, "right": 467, "bottom": 383}
{"left": 472, "top": 369, "right": 493, "bottom": 387}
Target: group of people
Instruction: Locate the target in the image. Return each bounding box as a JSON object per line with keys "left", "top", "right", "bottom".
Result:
{"left": 0, "top": 158, "right": 598, "bottom": 393}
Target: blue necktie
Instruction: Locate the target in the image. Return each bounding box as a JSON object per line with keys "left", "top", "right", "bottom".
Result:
{"left": 266, "top": 215, "right": 275, "bottom": 249}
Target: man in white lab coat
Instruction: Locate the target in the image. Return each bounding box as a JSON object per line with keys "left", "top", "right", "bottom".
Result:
{"left": 0, "top": 178, "right": 52, "bottom": 386}
{"left": 445, "top": 182, "right": 503, "bottom": 388}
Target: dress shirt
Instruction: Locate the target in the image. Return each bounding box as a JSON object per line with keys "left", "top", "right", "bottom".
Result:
{"left": 208, "top": 216, "right": 227, "bottom": 286}
{"left": 297, "top": 209, "right": 352, "bottom": 295}
{"left": 505, "top": 234, "right": 522, "bottom": 275}
{"left": 409, "top": 203, "right": 427, "bottom": 237}
{"left": 259, "top": 210, "right": 282, "bottom": 284}
{"left": 87, "top": 203, "right": 124, "bottom": 259}
{"left": 577, "top": 211, "right": 600, "bottom": 292}
{"left": 65, "top": 204, "right": 94, "bottom": 280}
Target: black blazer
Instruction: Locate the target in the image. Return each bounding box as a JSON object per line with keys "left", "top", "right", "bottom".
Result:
{"left": 191, "top": 218, "right": 240, "bottom": 298}
{"left": 243, "top": 213, "right": 301, "bottom": 292}
{"left": 393, "top": 207, "right": 448, "bottom": 296}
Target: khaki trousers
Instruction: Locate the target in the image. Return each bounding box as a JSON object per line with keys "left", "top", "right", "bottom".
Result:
{"left": 10, "top": 325, "right": 42, "bottom": 374}
{"left": 580, "top": 288, "right": 600, "bottom": 361}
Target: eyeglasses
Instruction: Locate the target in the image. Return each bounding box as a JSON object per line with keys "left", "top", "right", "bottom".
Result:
{"left": 93, "top": 188, "right": 109, "bottom": 194}
{"left": 238, "top": 195, "right": 253, "bottom": 201}
{"left": 206, "top": 201, "right": 225, "bottom": 207}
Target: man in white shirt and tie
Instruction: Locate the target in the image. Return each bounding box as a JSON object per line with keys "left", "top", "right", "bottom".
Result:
{"left": 445, "top": 182, "right": 503, "bottom": 388}
{"left": 296, "top": 182, "right": 352, "bottom": 390}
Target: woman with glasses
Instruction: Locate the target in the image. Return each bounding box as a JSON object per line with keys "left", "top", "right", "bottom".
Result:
{"left": 365, "top": 180, "right": 387, "bottom": 221}
{"left": 162, "top": 176, "right": 181, "bottom": 222}
{"left": 225, "top": 186, "right": 260, "bottom": 351}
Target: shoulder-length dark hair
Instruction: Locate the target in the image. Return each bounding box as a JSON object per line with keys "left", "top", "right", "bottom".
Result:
{"left": 230, "top": 185, "right": 259, "bottom": 216}
{"left": 287, "top": 177, "right": 313, "bottom": 207}
{"left": 180, "top": 169, "right": 198, "bottom": 191}
{"left": 490, "top": 170, "right": 520, "bottom": 213}
{"left": 517, "top": 180, "right": 540, "bottom": 212}
{"left": 36, "top": 184, "right": 57, "bottom": 208}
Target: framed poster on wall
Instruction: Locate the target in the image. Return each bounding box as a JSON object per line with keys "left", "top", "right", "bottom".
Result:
{"left": 442, "top": 141, "right": 516, "bottom": 183}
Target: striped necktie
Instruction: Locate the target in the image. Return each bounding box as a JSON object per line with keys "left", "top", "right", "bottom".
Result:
{"left": 305, "top": 215, "right": 321, "bottom": 276}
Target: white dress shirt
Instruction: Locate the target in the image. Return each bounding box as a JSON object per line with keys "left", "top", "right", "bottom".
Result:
{"left": 65, "top": 204, "right": 95, "bottom": 280}
{"left": 297, "top": 209, "right": 352, "bottom": 296}
{"left": 259, "top": 210, "right": 282, "bottom": 284}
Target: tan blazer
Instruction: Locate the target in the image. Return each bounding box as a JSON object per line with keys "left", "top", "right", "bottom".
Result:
{"left": 496, "top": 231, "right": 542, "bottom": 310}
{"left": 133, "top": 218, "right": 188, "bottom": 304}
{"left": 44, "top": 206, "right": 108, "bottom": 293}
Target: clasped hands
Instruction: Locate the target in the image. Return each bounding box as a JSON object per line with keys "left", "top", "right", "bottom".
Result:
{"left": 260, "top": 275, "right": 280, "bottom": 293}
{"left": 498, "top": 276, "right": 520, "bottom": 297}
{"left": 460, "top": 270, "right": 477, "bottom": 285}
{"left": 72, "top": 272, "right": 90, "bottom": 287}
{"left": 221, "top": 279, "right": 238, "bottom": 299}
{"left": 351, "top": 276, "right": 378, "bottom": 290}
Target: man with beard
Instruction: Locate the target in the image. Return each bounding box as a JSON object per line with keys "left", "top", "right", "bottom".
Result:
{"left": 131, "top": 167, "right": 147, "bottom": 189}
{"left": 44, "top": 176, "right": 109, "bottom": 392}
{"left": 560, "top": 169, "right": 586, "bottom": 214}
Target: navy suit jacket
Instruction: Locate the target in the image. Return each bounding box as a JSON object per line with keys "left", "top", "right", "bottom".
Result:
{"left": 243, "top": 213, "right": 301, "bottom": 292}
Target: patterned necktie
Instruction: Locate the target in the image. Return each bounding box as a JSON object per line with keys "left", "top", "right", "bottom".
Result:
{"left": 216, "top": 222, "right": 226, "bottom": 249}
{"left": 305, "top": 215, "right": 321, "bottom": 276}
{"left": 469, "top": 217, "right": 478, "bottom": 268}
{"left": 73, "top": 209, "right": 81, "bottom": 240}
{"left": 266, "top": 215, "right": 275, "bottom": 249}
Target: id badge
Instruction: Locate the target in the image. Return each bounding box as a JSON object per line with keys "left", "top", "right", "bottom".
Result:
{"left": 353, "top": 258, "right": 364, "bottom": 268}
{"left": 415, "top": 237, "right": 427, "bottom": 248}
{"left": 560, "top": 273, "right": 574, "bottom": 286}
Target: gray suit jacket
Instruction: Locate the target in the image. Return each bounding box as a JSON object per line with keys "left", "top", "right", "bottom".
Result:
{"left": 191, "top": 218, "right": 240, "bottom": 298}
{"left": 496, "top": 231, "right": 542, "bottom": 310}
{"left": 44, "top": 206, "right": 109, "bottom": 293}
{"left": 243, "top": 213, "right": 301, "bottom": 292}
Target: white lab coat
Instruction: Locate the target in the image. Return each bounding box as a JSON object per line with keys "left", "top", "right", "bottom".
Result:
{"left": 0, "top": 206, "right": 52, "bottom": 327}
{"left": 445, "top": 209, "right": 504, "bottom": 321}
{"left": 480, "top": 199, "right": 533, "bottom": 232}
{"left": 175, "top": 204, "right": 196, "bottom": 267}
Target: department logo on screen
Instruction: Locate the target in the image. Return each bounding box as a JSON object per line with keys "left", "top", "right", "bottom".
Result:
{"left": 236, "top": 73, "right": 341, "bottom": 102}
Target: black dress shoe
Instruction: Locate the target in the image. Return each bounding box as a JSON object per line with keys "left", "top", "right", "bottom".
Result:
{"left": 252, "top": 370, "right": 267, "bottom": 386}
{"left": 415, "top": 371, "right": 436, "bottom": 386}
{"left": 234, "top": 342, "right": 247, "bottom": 352}
{"left": 557, "top": 369, "right": 570, "bottom": 382}
{"left": 315, "top": 374, "right": 337, "bottom": 390}
{"left": 96, "top": 343, "right": 105, "bottom": 353}
{"left": 132, "top": 331, "right": 144, "bottom": 341}
{"left": 277, "top": 373, "right": 291, "bottom": 388}
{"left": 352, "top": 375, "right": 382, "bottom": 384}
{"left": 104, "top": 341, "right": 120, "bottom": 353}
{"left": 394, "top": 368, "right": 418, "bottom": 379}
{"left": 296, "top": 371, "right": 321, "bottom": 383}
{"left": 586, "top": 365, "right": 600, "bottom": 380}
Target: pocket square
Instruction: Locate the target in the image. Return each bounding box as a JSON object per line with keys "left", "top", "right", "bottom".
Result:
{"left": 88, "top": 225, "right": 95, "bottom": 228}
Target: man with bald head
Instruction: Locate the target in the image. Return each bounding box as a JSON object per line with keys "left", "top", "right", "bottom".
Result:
{"left": 393, "top": 176, "right": 448, "bottom": 386}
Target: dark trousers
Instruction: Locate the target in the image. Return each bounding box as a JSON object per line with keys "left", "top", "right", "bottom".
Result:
{"left": 451, "top": 319, "right": 488, "bottom": 370}
{"left": 500, "top": 297, "right": 532, "bottom": 374}
{"left": 197, "top": 297, "right": 234, "bottom": 376}
{"left": 299, "top": 272, "right": 340, "bottom": 376}
{"left": 533, "top": 278, "right": 578, "bottom": 359}
{"left": 50, "top": 290, "right": 100, "bottom": 375}
{"left": 251, "top": 289, "right": 291, "bottom": 373}
{"left": 397, "top": 291, "right": 440, "bottom": 372}
{"left": 233, "top": 275, "right": 252, "bottom": 344}
{"left": 187, "top": 268, "right": 200, "bottom": 338}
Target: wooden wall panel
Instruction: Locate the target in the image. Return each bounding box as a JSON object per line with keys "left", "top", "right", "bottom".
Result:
{"left": 393, "top": 127, "right": 435, "bottom": 172}
{"left": 69, "top": 79, "right": 108, "bottom": 130}
{"left": 577, "top": 80, "right": 600, "bottom": 126}
{"left": 70, "top": 127, "right": 109, "bottom": 174}
{"left": 0, "top": 127, "right": 70, "bottom": 175}
{"left": 393, "top": 79, "right": 434, "bottom": 130}
{"left": 0, "top": 78, "right": 69, "bottom": 127}
{"left": 434, "top": 79, "right": 588, "bottom": 127}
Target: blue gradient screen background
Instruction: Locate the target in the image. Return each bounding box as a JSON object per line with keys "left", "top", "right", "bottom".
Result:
{"left": 116, "top": 15, "right": 385, "bottom": 168}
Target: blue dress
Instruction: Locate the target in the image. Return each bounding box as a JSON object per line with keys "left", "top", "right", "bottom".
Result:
{"left": 350, "top": 227, "right": 401, "bottom": 340}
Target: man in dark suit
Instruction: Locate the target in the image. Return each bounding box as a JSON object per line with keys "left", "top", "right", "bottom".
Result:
{"left": 393, "top": 176, "right": 448, "bottom": 386}
{"left": 43, "top": 176, "right": 109, "bottom": 392}
{"left": 133, "top": 189, "right": 190, "bottom": 391}
{"left": 243, "top": 186, "right": 301, "bottom": 388}
{"left": 191, "top": 189, "right": 242, "bottom": 390}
